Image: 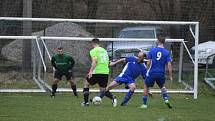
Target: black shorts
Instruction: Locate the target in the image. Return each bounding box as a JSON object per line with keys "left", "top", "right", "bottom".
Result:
{"left": 86, "top": 74, "right": 109, "bottom": 88}
{"left": 54, "top": 70, "right": 74, "bottom": 80}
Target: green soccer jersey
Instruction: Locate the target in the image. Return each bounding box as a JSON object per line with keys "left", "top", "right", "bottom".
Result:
{"left": 90, "top": 47, "right": 109, "bottom": 74}
{"left": 51, "top": 53, "right": 75, "bottom": 73}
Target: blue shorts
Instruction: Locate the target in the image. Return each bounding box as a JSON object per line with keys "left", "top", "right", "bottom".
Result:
{"left": 145, "top": 75, "right": 165, "bottom": 88}
{"left": 114, "top": 76, "right": 135, "bottom": 89}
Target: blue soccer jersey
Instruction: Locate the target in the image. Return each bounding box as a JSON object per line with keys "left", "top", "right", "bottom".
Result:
{"left": 115, "top": 56, "right": 147, "bottom": 82}
{"left": 147, "top": 47, "right": 172, "bottom": 76}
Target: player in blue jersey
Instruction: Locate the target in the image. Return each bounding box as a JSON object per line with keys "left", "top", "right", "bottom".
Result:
{"left": 98, "top": 51, "right": 147, "bottom": 106}
{"left": 140, "top": 36, "right": 173, "bottom": 109}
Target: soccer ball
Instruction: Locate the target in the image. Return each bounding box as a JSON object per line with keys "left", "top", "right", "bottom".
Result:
{"left": 92, "top": 96, "right": 102, "bottom": 105}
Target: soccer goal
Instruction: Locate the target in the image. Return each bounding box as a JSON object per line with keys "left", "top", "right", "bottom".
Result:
{"left": 0, "top": 17, "right": 199, "bottom": 99}
{"left": 204, "top": 53, "right": 215, "bottom": 90}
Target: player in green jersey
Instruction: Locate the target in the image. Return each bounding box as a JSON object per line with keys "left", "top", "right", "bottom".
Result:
{"left": 81, "top": 38, "right": 117, "bottom": 107}
{"left": 51, "top": 47, "right": 77, "bottom": 97}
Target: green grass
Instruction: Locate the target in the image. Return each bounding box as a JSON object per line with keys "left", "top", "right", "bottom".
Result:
{"left": 1, "top": 67, "right": 215, "bottom": 121}
{"left": 0, "top": 93, "right": 215, "bottom": 121}
{"left": 0, "top": 81, "right": 39, "bottom": 89}
{"left": 0, "top": 72, "right": 38, "bottom": 89}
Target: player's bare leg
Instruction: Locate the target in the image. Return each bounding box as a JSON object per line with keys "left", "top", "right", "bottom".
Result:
{"left": 98, "top": 81, "right": 119, "bottom": 107}
{"left": 98, "top": 80, "right": 119, "bottom": 98}
{"left": 106, "top": 81, "right": 119, "bottom": 107}
{"left": 99, "top": 81, "right": 119, "bottom": 99}
{"left": 106, "top": 81, "right": 120, "bottom": 91}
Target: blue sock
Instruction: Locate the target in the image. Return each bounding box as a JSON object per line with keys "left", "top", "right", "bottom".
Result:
{"left": 143, "top": 96, "right": 148, "bottom": 105}
{"left": 122, "top": 90, "right": 134, "bottom": 104}
{"left": 162, "top": 89, "right": 169, "bottom": 101}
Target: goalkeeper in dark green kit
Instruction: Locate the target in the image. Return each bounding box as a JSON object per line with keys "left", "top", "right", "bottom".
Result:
{"left": 51, "top": 46, "right": 77, "bottom": 97}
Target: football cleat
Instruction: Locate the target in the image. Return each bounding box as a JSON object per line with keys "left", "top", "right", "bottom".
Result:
{"left": 50, "top": 94, "right": 55, "bottom": 98}
{"left": 112, "top": 96, "right": 117, "bottom": 107}
{"left": 120, "top": 102, "right": 128, "bottom": 106}
{"left": 81, "top": 102, "right": 89, "bottom": 107}
{"left": 165, "top": 100, "right": 172, "bottom": 109}
{"left": 74, "top": 93, "right": 78, "bottom": 98}
{"left": 140, "top": 104, "right": 148, "bottom": 109}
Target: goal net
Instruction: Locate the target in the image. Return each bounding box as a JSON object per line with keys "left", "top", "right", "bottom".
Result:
{"left": 0, "top": 17, "right": 199, "bottom": 99}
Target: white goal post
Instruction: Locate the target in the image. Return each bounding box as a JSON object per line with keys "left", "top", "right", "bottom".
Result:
{"left": 0, "top": 17, "right": 199, "bottom": 99}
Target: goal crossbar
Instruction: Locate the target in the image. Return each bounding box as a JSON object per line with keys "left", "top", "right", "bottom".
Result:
{"left": 0, "top": 17, "right": 198, "bottom": 25}
{"left": 0, "top": 36, "right": 184, "bottom": 42}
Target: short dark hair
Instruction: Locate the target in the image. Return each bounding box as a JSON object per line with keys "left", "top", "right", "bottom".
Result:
{"left": 57, "top": 46, "right": 63, "bottom": 50}
{"left": 92, "top": 38, "right": 99, "bottom": 44}
{"left": 157, "top": 36, "right": 165, "bottom": 44}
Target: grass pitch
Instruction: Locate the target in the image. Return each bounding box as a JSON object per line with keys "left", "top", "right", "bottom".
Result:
{"left": 1, "top": 69, "right": 215, "bottom": 121}
{"left": 0, "top": 93, "right": 215, "bottom": 121}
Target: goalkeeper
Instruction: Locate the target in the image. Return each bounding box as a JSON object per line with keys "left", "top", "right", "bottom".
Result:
{"left": 51, "top": 46, "right": 77, "bottom": 97}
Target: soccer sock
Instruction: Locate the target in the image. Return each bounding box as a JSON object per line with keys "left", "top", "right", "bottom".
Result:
{"left": 83, "top": 88, "right": 89, "bottom": 103}
{"left": 162, "top": 88, "right": 169, "bottom": 101}
{"left": 121, "top": 90, "right": 134, "bottom": 104}
{"left": 71, "top": 85, "right": 77, "bottom": 96}
{"left": 143, "top": 96, "right": 148, "bottom": 105}
{"left": 105, "top": 91, "right": 114, "bottom": 100}
{"left": 52, "top": 84, "right": 57, "bottom": 95}
{"left": 97, "top": 90, "right": 105, "bottom": 98}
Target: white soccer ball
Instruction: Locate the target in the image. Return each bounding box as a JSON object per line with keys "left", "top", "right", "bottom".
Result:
{"left": 92, "top": 96, "right": 102, "bottom": 105}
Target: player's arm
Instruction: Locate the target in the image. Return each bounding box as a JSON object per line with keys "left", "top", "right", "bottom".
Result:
{"left": 167, "top": 62, "right": 173, "bottom": 82}
{"left": 146, "top": 60, "right": 151, "bottom": 69}
{"left": 69, "top": 56, "right": 75, "bottom": 69}
{"left": 141, "top": 64, "right": 147, "bottom": 79}
{"left": 166, "top": 52, "right": 173, "bottom": 82}
{"left": 146, "top": 50, "right": 152, "bottom": 69}
{"left": 88, "top": 57, "right": 97, "bottom": 78}
{"left": 51, "top": 56, "right": 57, "bottom": 69}
{"left": 141, "top": 65, "right": 147, "bottom": 84}
{"left": 109, "top": 58, "right": 126, "bottom": 66}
